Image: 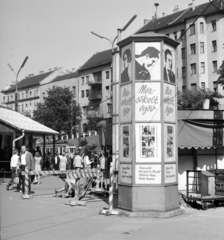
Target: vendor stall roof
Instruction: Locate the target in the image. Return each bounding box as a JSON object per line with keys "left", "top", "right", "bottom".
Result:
{"left": 0, "top": 106, "right": 59, "bottom": 135}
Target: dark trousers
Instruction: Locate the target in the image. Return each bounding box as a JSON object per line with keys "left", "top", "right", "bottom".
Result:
{"left": 7, "top": 167, "right": 17, "bottom": 188}
{"left": 18, "top": 165, "right": 31, "bottom": 194}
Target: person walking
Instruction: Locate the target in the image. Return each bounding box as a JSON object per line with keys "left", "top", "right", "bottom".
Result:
{"left": 18, "top": 145, "right": 35, "bottom": 194}
{"left": 59, "top": 152, "right": 67, "bottom": 171}
{"left": 6, "top": 148, "right": 20, "bottom": 191}
{"left": 33, "top": 152, "right": 42, "bottom": 185}
{"left": 73, "top": 151, "right": 83, "bottom": 200}
{"left": 99, "top": 152, "right": 106, "bottom": 189}
{"left": 53, "top": 152, "right": 60, "bottom": 170}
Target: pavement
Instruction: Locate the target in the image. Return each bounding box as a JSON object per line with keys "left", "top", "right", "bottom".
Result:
{"left": 1, "top": 176, "right": 224, "bottom": 240}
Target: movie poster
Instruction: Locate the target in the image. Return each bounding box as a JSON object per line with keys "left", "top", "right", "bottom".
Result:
{"left": 163, "top": 44, "right": 175, "bottom": 84}
{"left": 121, "top": 44, "right": 132, "bottom": 84}
{"left": 122, "top": 125, "right": 131, "bottom": 161}
{"left": 164, "top": 124, "right": 176, "bottom": 162}
{"left": 135, "top": 42, "right": 161, "bottom": 80}
{"left": 135, "top": 123, "right": 161, "bottom": 163}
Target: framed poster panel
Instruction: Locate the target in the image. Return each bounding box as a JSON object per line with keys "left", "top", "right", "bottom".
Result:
{"left": 135, "top": 164, "right": 161, "bottom": 184}
{"left": 163, "top": 44, "right": 176, "bottom": 84}
{"left": 135, "top": 42, "right": 161, "bottom": 80}
{"left": 121, "top": 124, "right": 131, "bottom": 163}
{"left": 164, "top": 83, "right": 176, "bottom": 122}
{"left": 120, "top": 164, "right": 132, "bottom": 185}
{"left": 135, "top": 82, "right": 161, "bottom": 121}
{"left": 120, "top": 84, "right": 132, "bottom": 123}
{"left": 164, "top": 124, "right": 176, "bottom": 162}
{"left": 135, "top": 123, "right": 161, "bottom": 163}
{"left": 164, "top": 164, "right": 177, "bottom": 184}
{"left": 121, "top": 44, "right": 132, "bottom": 84}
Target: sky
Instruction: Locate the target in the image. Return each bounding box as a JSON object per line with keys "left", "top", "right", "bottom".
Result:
{"left": 0, "top": 0, "right": 208, "bottom": 98}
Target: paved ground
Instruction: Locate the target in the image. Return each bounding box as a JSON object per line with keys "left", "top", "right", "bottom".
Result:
{"left": 1, "top": 176, "right": 224, "bottom": 240}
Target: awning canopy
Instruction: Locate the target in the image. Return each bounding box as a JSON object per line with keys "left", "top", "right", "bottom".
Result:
{"left": 0, "top": 106, "right": 59, "bottom": 135}
{"left": 178, "top": 110, "right": 224, "bottom": 149}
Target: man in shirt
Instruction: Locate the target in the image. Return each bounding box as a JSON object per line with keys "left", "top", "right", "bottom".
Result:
{"left": 73, "top": 151, "right": 83, "bottom": 201}
{"left": 6, "top": 148, "right": 19, "bottom": 191}
{"left": 18, "top": 145, "right": 35, "bottom": 194}
{"left": 164, "top": 48, "right": 175, "bottom": 83}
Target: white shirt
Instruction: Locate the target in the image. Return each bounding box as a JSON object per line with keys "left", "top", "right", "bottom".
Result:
{"left": 21, "top": 151, "right": 27, "bottom": 165}
{"left": 10, "top": 154, "right": 19, "bottom": 168}
{"left": 84, "top": 155, "right": 92, "bottom": 166}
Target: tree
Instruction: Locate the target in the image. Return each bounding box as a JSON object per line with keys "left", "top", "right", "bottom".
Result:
{"left": 217, "top": 60, "right": 224, "bottom": 86}
{"left": 33, "top": 86, "right": 82, "bottom": 136}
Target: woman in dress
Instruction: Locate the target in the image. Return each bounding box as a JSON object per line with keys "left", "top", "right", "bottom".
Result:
{"left": 59, "top": 152, "right": 67, "bottom": 171}
{"left": 34, "top": 152, "right": 42, "bottom": 184}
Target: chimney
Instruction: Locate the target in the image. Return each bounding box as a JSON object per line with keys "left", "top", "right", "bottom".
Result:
{"left": 173, "top": 5, "right": 179, "bottom": 13}
{"left": 11, "top": 81, "right": 16, "bottom": 86}
{"left": 66, "top": 70, "right": 70, "bottom": 74}
{"left": 49, "top": 68, "right": 52, "bottom": 71}
{"left": 189, "top": 0, "right": 195, "bottom": 10}
{"left": 144, "top": 19, "right": 150, "bottom": 25}
{"left": 29, "top": 74, "right": 34, "bottom": 77}
{"left": 72, "top": 68, "right": 76, "bottom": 72}
{"left": 39, "top": 70, "right": 44, "bottom": 74}
{"left": 162, "top": 12, "right": 165, "bottom": 17}
{"left": 154, "top": 3, "right": 159, "bottom": 19}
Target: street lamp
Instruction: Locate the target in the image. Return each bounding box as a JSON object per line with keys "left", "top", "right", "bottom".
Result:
{"left": 7, "top": 56, "right": 29, "bottom": 112}
{"left": 76, "top": 116, "right": 82, "bottom": 148}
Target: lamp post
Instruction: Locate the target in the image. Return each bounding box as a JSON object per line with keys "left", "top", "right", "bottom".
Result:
{"left": 76, "top": 116, "right": 82, "bottom": 148}
{"left": 91, "top": 15, "right": 137, "bottom": 171}
{"left": 7, "top": 56, "right": 29, "bottom": 112}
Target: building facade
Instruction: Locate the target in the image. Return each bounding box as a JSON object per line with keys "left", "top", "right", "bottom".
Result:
{"left": 137, "top": 0, "right": 224, "bottom": 94}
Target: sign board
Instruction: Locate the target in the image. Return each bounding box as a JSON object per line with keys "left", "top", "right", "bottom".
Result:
{"left": 164, "top": 84, "right": 176, "bottom": 122}
{"left": 120, "top": 84, "right": 132, "bottom": 123}
{"left": 165, "top": 164, "right": 176, "bottom": 184}
{"left": 120, "top": 164, "right": 132, "bottom": 185}
{"left": 135, "top": 164, "right": 161, "bottom": 184}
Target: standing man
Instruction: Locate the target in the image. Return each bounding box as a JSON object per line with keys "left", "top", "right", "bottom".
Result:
{"left": 6, "top": 148, "right": 20, "bottom": 191}
{"left": 18, "top": 145, "right": 35, "bottom": 194}
{"left": 121, "top": 48, "right": 132, "bottom": 84}
{"left": 135, "top": 46, "right": 160, "bottom": 80}
{"left": 73, "top": 151, "right": 83, "bottom": 201}
{"left": 164, "top": 49, "right": 175, "bottom": 83}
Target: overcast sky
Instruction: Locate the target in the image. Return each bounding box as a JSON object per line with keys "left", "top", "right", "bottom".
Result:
{"left": 0, "top": 0, "right": 207, "bottom": 98}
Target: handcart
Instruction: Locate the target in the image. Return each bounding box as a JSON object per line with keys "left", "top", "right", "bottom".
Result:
{"left": 186, "top": 170, "right": 224, "bottom": 210}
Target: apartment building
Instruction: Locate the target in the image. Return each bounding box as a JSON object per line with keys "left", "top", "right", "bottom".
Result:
{"left": 78, "top": 49, "right": 112, "bottom": 145}
{"left": 137, "top": 0, "right": 224, "bottom": 94}
{"left": 1, "top": 69, "right": 61, "bottom": 117}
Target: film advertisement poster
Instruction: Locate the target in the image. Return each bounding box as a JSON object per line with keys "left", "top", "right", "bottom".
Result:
{"left": 164, "top": 83, "right": 176, "bottom": 122}
{"left": 135, "top": 42, "right": 161, "bottom": 80}
{"left": 163, "top": 44, "right": 175, "bottom": 84}
{"left": 121, "top": 44, "right": 132, "bottom": 84}
{"left": 120, "top": 164, "right": 132, "bottom": 185}
{"left": 135, "top": 164, "right": 161, "bottom": 184}
{"left": 136, "top": 123, "right": 161, "bottom": 163}
{"left": 135, "top": 82, "right": 161, "bottom": 121}
{"left": 120, "top": 84, "right": 132, "bottom": 123}
{"left": 164, "top": 124, "right": 176, "bottom": 162}
{"left": 122, "top": 125, "right": 131, "bottom": 162}
{"left": 165, "top": 164, "right": 176, "bottom": 184}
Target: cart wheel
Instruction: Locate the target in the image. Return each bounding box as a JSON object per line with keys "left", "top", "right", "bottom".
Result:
{"left": 202, "top": 203, "right": 208, "bottom": 210}
{"left": 214, "top": 200, "right": 219, "bottom": 206}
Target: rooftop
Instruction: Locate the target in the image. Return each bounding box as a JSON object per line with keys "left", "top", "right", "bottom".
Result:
{"left": 2, "top": 71, "right": 54, "bottom": 93}
{"left": 137, "top": 0, "right": 224, "bottom": 34}
{"left": 51, "top": 70, "right": 79, "bottom": 83}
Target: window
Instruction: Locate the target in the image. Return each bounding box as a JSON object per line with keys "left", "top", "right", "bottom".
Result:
{"left": 21, "top": 104, "right": 24, "bottom": 112}
{"left": 81, "top": 90, "right": 84, "bottom": 98}
{"left": 3, "top": 96, "right": 5, "bottom": 103}
{"left": 86, "top": 89, "right": 89, "bottom": 98}
{"left": 106, "top": 86, "right": 110, "bottom": 95}
{"left": 86, "top": 76, "right": 89, "bottom": 84}
{"left": 190, "top": 44, "right": 196, "bottom": 54}
{"left": 42, "top": 92, "right": 45, "bottom": 99}
{"left": 166, "top": 33, "right": 170, "bottom": 37}
{"left": 106, "top": 71, "right": 110, "bottom": 79}
{"left": 201, "top": 62, "right": 205, "bottom": 74}
{"left": 201, "top": 82, "right": 205, "bottom": 90}
{"left": 93, "top": 71, "right": 102, "bottom": 83}
{"left": 173, "top": 31, "right": 177, "bottom": 40}
{"left": 181, "top": 48, "right": 185, "bottom": 59}
{"left": 72, "top": 86, "right": 76, "bottom": 96}
{"left": 81, "top": 77, "right": 85, "bottom": 85}
{"left": 30, "top": 102, "right": 32, "bottom": 110}
{"left": 11, "top": 95, "right": 13, "bottom": 100}
{"left": 200, "top": 42, "right": 204, "bottom": 53}
{"left": 82, "top": 107, "right": 87, "bottom": 116}
{"left": 17, "top": 93, "right": 20, "bottom": 100}
{"left": 7, "top": 96, "right": 9, "bottom": 102}
{"left": 212, "top": 41, "right": 217, "bottom": 52}
{"left": 182, "top": 86, "right": 186, "bottom": 92}
{"left": 26, "top": 90, "right": 28, "bottom": 98}
{"left": 181, "top": 29, "right": 185, "bottom": 40}
{"left": 213, "top": 61, "right": 218, "bottom": 72}
{"left": 200, "top": 22, "right": 204, "bottom": 34}
{"left": 190, "top": 24, "right": 195, "bottom": 35}
{"left": 34, "top": 89, "right": 38, "bottom": 97}
{"left": 182, "top": 67, "right": 186, "bottom": 77}
{"left": 22, "top": 93, "right": 24, "bottom": 99}
{"left": 107, "top": 104, "right": 112, "bottom": 114}
{"left": 191, "top": 83, "right": 197, "bottom": 90}
{"left": 29, "top": 90, "right": 32, "bottom": 96}
{"left": 211, "top": 20, "right": 216, "bottom": 31}
{"left": 190, "top": 64, "right": 196, "bottom": 75}
{"left": 18, "top": 104, "right": 20, "bottom": 112}
{"left": 25, "top": 104, "right": 28, "bottom": 111}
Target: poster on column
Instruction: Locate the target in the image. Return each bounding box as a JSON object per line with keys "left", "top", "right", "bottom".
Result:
{"left": 121, "top": 125, "right": 131, "bottom": 162}
{"left": 121, "top": 44, "right": 132, "bottom": 84}
{"left": 120, "top": 84, "right": 132, "bottom": 123}
{"left": 165, "top": 164, "right": 176, "bottom": 184}
{"left": 135, "top": 164, "right": 161, "bottom": 184}
{"left": 164, "top": 83, "right": 176, "bottom": 122}
{"left": 135, "top": 123, "right": 161, "bottom": 163}
{"left": 135, "top": 82, "right": 161, "bottom": 121}
{"left": 135, "top": 42, "right": 161, "bottom": 80}
{"left": 164, "top": 124, "right": 176, "bottom": 162}
{"left": 120, "top": 164, "right": 132, "bottom": 185}
{"left": 163, "top": 45, "right": 176, "bottom": 84}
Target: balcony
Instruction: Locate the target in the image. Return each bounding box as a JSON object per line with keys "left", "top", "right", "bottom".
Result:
{"left": 87, "top": 111, "right": 104, "bottom": 119}
{"left": 88, "top": 93, "right": 102, "bottom": 100}
{"left": 88, "top": 79, "right": 102, "bottom": 86}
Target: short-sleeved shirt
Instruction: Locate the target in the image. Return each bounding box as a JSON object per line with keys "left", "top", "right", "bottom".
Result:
{"left": 73, "top": 155, "right": 82, "bottom": 168}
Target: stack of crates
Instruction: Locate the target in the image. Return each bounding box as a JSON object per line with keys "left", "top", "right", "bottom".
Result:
{"left": 215, "top": 170, "right": 224, "bottom": 196}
